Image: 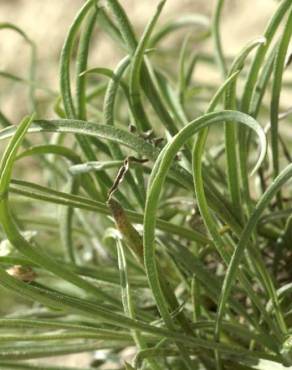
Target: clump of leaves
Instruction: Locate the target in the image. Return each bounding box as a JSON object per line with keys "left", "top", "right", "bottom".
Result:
{"left": 0, "top": 0, "right": 292, "bottom": 369}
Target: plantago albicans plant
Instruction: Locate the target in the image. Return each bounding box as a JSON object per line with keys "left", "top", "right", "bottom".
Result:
{"left": 0, "top": 0, "right": 292, "bottom": 369}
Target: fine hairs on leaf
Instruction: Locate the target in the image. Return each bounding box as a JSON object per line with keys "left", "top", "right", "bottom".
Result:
{"left": 0, "top": 1, "right": 292, "bottom": 369}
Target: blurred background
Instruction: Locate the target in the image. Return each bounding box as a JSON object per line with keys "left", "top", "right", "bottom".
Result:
{"left": 0, "top": 0, "right": 288, "bottom": 367}
{"left": 0, "top": 0, "right": 279, "bottom": 123}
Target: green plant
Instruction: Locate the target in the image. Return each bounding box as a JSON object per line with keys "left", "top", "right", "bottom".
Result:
{"left": 0, "top": 0, "right": 292, "bottom": 369}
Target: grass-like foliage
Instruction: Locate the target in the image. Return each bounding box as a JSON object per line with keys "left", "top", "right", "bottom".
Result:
{"left": 0, "top": 0, "right": 292, "bottom": 369}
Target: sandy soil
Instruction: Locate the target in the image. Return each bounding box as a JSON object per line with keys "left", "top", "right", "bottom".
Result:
{"left": 0, "top": 0, "right": 278, "bottom": 122}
